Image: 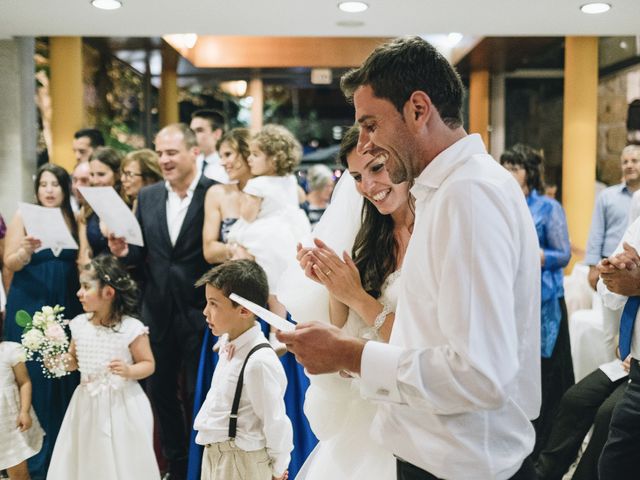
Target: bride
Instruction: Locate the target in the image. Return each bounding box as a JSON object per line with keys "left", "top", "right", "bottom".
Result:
{"left": 278, "top": 125, "right": 414, "bottom": 479}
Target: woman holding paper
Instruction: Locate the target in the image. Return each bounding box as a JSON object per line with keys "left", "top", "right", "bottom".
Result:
{"left": 2, "top": 163, "right": 82, "bottom": 479}
{"left": 78, "top": 147, "right": 123, "bottom": 266}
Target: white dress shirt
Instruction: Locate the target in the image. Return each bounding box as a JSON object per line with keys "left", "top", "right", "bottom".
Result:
{"left": 597, "top": 215, "right": 640, "bottom": 359}
{"left": 193, "top": 324, "right": 293, "bottom": 476}
{"left": 197, "top": 152, "right": 229, "bottom": 184}
{"left": 360, "top": 134, "right": 541, "bottom": 479}
{"left": 165, "top": 173, "right": 200, "bottom": 246}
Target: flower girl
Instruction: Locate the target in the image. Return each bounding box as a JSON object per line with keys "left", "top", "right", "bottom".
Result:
{"left": 46, "top": 254, "right": 160, "bottom": 479}
{"left": 0, "top": 339, "right": 44, "bottom": 479}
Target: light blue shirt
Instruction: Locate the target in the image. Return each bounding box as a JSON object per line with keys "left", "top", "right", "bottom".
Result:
{"left": 527, "top": 190, "right": 571, "bottom": 357}
{"left": 585, "top": 183, "right": 633, "bottom": 265}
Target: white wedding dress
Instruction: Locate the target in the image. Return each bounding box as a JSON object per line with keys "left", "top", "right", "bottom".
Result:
{"left": 295, "top": 270, "right": 401, "bottom": 480}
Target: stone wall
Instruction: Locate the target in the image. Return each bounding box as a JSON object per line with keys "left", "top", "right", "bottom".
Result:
{"left": 598, "top": 64, "right": 640, "bottom": 185}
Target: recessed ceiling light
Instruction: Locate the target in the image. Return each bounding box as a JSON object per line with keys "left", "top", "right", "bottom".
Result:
{"left": 447, "top": 32, "right": 463, "bottom": 47}
{"left": 338, "top": 1, "right": 368, "bottom": 13}
{"left": 91, "top": 0, "right": 122, "bottom": 10}
{"left": 580, "top": 2, "right": 611, "bottom": 14}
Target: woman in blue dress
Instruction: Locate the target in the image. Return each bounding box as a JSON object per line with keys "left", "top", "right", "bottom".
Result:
{"left": 501, "top": 144, "right": 573, "bottom": 457}
{"left": 190, "top": 128, "right": 316, "bottom": 480}
{"left": 3, "top": 163, "right": 82, "bottom": 479}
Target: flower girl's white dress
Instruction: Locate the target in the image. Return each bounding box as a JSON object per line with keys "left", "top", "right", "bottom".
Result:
{"left": 0, "top": 341, "right": 44, "bottom": 471}
{"left": 47, "top": 314, "right": 160, "bottom": 480}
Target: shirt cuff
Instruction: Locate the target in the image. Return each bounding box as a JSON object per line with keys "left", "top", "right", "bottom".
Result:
{"left": 271, "top": 454, "right": 290, "bottom": 478}
{"left": 584, "top": 253, "right": 601, "bottom": 266}
{"left": 360, "top": 340, "right": 403, "bottom": 404}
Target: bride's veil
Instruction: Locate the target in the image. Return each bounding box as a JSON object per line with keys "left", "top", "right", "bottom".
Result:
{"left": 276, "top": 170, "right": 363, "bottom": 325}
{"left": 276, "top": 170, "right": 364, "bottom": 442}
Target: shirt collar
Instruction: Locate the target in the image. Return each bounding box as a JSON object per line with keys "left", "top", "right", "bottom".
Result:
{"left": 164, "top": 171, "right": 201, "bottom": 196}
{"left": 229, "top": 323, "right": 264, "bottom": 350}
{"left": 410, "top": 134, "right": 487, "bottom": 198}
{"left": 620, "top": 183, "right": 633, "bottom": 195}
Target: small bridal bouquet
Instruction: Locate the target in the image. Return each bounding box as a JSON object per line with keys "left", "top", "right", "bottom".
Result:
{"left": 16, "top": 305, "right": 71, "bottom": 378}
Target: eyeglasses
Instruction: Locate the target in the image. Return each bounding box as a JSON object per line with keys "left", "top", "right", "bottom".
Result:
{"left": 503, "top": 164, "right": 524, "bottom": 174}
{"left": 122, "top": 171, "right": 143, "bottom": 179}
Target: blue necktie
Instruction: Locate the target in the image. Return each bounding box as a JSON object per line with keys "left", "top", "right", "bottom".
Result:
{"left": 619, "top": 296, "right": 640, "bottom": 359}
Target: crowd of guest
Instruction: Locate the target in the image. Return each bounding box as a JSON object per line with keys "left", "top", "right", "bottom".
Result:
{"left": 0, "top": 116, "right": 331, "bottom": 480}
{"left": 1, "top": 65, "right": 639, "bottom": 479}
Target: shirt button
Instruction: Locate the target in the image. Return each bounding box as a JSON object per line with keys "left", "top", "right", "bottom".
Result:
{"left": 376, "top": 388, "right": 390, "bottom": 396}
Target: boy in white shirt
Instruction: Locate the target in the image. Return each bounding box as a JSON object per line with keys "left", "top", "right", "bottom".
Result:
{"left": 193, "top": 259, "right": 292, "bottom": 480}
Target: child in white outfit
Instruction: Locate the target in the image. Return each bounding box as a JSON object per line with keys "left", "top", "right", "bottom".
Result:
{"left": 0, "top": 340, "right": 44, "bottom": 479}
{"left": 193, "top": 260, "right": 293, "bottom": 480}
{"left": 46, "top": 254, "right": 160, "bottom": 480}
{"left": 227, "top": 125, "right": 310, "bottom": 351}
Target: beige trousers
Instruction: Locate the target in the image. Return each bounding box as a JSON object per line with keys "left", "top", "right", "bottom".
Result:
{"left": 201, "top": 440, "right": 272, "bottom": 480}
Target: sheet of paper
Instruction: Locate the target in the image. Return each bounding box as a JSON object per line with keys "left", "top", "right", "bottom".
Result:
{"left": 229, "top": 293, "right": 296, "bottom": 332}
{"left": 19, "top": 203, "right": 78, "bottom": 254}
{"left": 599, "top": 359, "right": 629, "bottom": 382}
{"left": 79, "top": 186, "right": 144, "bottom": 246}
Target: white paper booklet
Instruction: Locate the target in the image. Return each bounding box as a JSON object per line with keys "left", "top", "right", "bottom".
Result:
{"left": 79, "top": 186, "right": 144, "bottom": 246}
{"left": 229, "top": 293, "right": 296, "bottom": 332}
{"left": 19, "top": 202, "right": 79, "bottom": 255}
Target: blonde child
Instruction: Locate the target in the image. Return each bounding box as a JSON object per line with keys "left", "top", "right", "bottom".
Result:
{"left": 227, "top": 125, "right": 311, "bottom": 349}
{"left": 46, "top": 254, "right": 160, "bottom": 480}
{"left": 0, "top": 339, "right": 44, "bottom": 479}
{"left": 193, "top": 260, "right": 292, "bottom": 480}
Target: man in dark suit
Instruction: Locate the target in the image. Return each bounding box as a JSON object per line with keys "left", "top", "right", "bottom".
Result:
{"left": 109, "top": 123, "right": 215, "bottom": 480}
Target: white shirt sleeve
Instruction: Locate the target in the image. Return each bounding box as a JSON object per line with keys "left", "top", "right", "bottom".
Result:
{"left": 597, "top": 215, "right": 640, "bottom": 311}
{"left": 244, "top": 356, "right": 293, "bottom": 477}
{"left": 361, "top": 179, "right": 532, "bottom": 414}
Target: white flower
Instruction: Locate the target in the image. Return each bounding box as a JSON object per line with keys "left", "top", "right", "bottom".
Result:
{"left": 32, "top": 312, "right": 45, "bottom": 327}
{"left": 23, "top": 329, "right": 45, "bottom": 350}
{"left": 45, "top": 313, "right": 57, "bottom": 324}
{"left": 41, "top": 306, "right": 54, "bottom": 316}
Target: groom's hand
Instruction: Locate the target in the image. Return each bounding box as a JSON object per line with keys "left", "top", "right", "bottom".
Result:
{"left": 276, "top": 322, "right": 366, "bottom": 375}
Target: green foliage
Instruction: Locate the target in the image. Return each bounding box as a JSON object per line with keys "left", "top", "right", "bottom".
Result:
{"left": 15, "top": 310, "right": 32, "bottom": 329}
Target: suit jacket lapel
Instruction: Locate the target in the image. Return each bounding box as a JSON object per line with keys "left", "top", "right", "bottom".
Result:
{"left": 173, "top": 176, "right": 210, "bottom": 248}
{"left": 153, "top": 184, "right": 172, "bottom": 249}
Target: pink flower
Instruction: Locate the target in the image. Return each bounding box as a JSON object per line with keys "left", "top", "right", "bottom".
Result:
{"left": 45, "top": 323, "right": 67, "bottom": 346}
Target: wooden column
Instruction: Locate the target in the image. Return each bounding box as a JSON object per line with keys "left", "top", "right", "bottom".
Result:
{"left": 49, "top": 37, "right": 83, "bottom": 171}
{"left": 562, "top": 37, "right": 598, "bottom": 269}
{"left": 159, "top": 41, "right": 179, "bottom": 127}
{"left": 469, "top": 69, "right": 490, "bottom": 149}
{"left": 249, "top": 74, "right": 263, "bottom": 132}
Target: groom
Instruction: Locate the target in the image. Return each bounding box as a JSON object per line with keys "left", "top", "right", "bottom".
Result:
{"left": 278, "top": 36, "right": 541, "bottom": 480}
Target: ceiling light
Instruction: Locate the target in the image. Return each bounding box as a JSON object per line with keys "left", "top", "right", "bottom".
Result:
{"left": 163, "top": 33, "right": 198, "bottom": 50}
{"left": 580, "top": 2, "right": 611, "bottom": 14}
{"left": 91, "top": 0, "right": 122, "bottom": 10}
{"left": 338, "top": 1, "right": 368, "bottom": 13}
{"left": 447, "top": 32, "right": 463, "bottom": 47}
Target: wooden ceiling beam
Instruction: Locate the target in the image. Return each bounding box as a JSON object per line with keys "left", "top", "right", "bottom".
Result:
{"left": 166, "top": 36, "right": 390, "bottom": 68}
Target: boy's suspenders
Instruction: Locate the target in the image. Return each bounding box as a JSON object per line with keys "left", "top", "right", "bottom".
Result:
{"left": 229, "top": 342, "right": 273, "bottom": 439}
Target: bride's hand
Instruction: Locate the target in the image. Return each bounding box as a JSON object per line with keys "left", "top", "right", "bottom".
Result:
{"left": 309, "top": 239, "right": 364, "bottom": 306}
{"left": 297, "top": 242, "right": 322, "bottom": 284}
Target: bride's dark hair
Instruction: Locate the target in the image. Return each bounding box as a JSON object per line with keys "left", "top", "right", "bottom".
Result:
{"left": 338, "top": 125, "right": 398, "bottom": 298}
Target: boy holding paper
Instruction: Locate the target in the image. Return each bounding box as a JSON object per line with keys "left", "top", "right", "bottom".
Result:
{"left": 193, "top": 260, "right": 292, "bottom": 480}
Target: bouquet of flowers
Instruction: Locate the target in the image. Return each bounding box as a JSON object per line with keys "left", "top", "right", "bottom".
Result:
{"left": 15, "top": 305, "right": 71, "bottom": 378}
